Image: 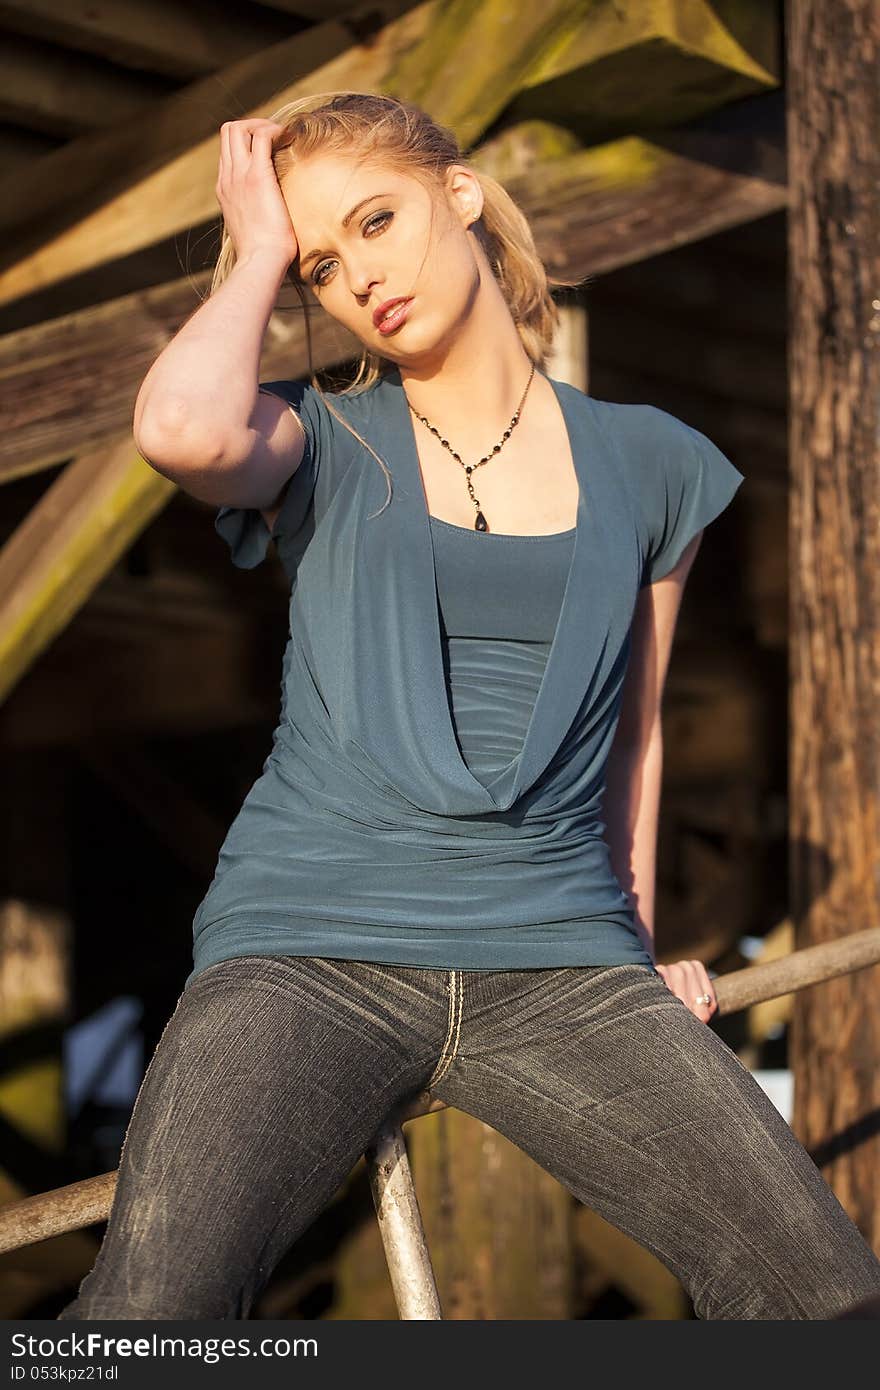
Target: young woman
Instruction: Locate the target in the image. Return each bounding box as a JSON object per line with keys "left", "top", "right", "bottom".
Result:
{"left": 59, "top": 93, "right": 880, "bottom": 1321}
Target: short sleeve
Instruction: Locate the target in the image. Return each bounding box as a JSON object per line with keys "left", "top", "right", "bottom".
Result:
{"left": 640, "top": 415, "right": 745, "bottom": 586}
{"left": 213, "top": 377, "right": 330, "bottom": 571}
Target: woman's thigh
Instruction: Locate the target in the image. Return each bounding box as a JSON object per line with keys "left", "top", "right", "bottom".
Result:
{"left": 433, "top": 962, "right": 880, "bottom": 1320}
{"left": 58, "top": 953, "right": 446, "bottom": 1321}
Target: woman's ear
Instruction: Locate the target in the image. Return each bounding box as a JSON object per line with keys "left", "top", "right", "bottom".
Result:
{"left": 445, "top": 164, "right": 484, "bottom": 229}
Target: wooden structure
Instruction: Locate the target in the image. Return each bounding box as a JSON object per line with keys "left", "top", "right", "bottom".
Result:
{"left": 0, "top": 0, "right": 877, "bottom": 1317}
{"left": 785, "top": 0, "right": 880, "bottom": 1249}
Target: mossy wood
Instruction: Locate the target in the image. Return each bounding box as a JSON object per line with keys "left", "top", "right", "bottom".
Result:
{"left": 0, "top": 442, "right": 175, "bottom": 705}
{"left": 0, "top": 0, "right": 778, "bottom": 305}
{"left": 1, "top": 100, "right": 784, "bottom": 484}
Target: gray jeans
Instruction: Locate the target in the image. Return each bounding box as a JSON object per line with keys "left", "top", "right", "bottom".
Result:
{"left": 57, "top": 955, "right": 880, "bottom": 1320}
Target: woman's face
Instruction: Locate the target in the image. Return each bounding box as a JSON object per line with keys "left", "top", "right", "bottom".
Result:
{"left": 279, "top": 151, "right": 484, "bottom": 365}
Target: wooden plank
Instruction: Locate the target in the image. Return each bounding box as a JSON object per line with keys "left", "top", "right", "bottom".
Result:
{"left": 384, "top": 0, "right": 597, "bottom": 151}
{"left": 0, "top": 125, "right": 58, "bottom": 179}
{"left": 0, "top": 0, "right": 424, "bottom": 283}
{"left": 0, "top": 95, "right": 785, "bottom": 482}
{"left": 0, "top": 1, "right": 441, "bottom": 303}
{"left": 507, "top": 0, "right": 779, "bottom": 130}
{"left": 0, "top": 32, "right": 166, "bottom": 136}
{"left": 786, "top": 0, "right": 880, "bottom": 1249}
{"left": 0, "top": 0, "right": 779, "bottom": 306}
{"left": 479, "top": 90, "right": 786, "bottom": 281}
{"left": 257, "top": 1, "right": 363, "bottom": 19}
{"left": 0, "top": 441, "right": 176, "bottom": 705}
{"left": 0, "top": 283, "right": 358, "bottom": 483}
{"left": 0, "top": 0, "right": 298, "bottom": 82}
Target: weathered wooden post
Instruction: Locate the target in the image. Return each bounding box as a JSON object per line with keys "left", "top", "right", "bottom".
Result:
{"left": 786, "top": 0, "right": 880, "bottom": 1248}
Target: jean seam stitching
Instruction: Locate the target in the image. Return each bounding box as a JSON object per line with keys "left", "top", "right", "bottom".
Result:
{"left": 425, "top": 970, "right": 463, "bottom": 1090}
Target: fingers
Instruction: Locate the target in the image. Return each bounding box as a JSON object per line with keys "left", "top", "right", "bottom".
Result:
{"left": 214, "top": 119, "right": 297, "bottom": 264}
{"left": 220, "top": 119, "right": 283, "bottom": 177}
{"left": 686, "top": 958, "right": 717, "bottom": 1022}
{"left": 655, "top": 959, "right": 718, "bottom": 1024}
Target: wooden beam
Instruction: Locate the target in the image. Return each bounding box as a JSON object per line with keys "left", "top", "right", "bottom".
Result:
{"left": 0, "top": 31, "right": 169, "bottom": 138}
{"left": 478, "top": 90, "right": 786, "bottom": 280}
{"left": 786, "top": 0, "right": 880, "bottom": 1249}
{"left": 0, "top": 0, "right": 299, "bottom": 82}
{"left": 0, "top": 284, "right": 358, "bottom": 484}
{"left": 506, "top": 0, "right": 779, "bottom": 131}
{"left": 255, "top": 2, "right": 360, "bottom": 19}
{"left": 404, "top": 1106, "right": 574, "bottom": 1317}
{"left": 382, "top": 0, "right": 598, "bottom": 152}
{"left": 0, "top": 0, "right": 780, "bottom": 307}
{"left": 0, "top": 440, "right": 176, "bottom": 706}
{"left": 0, "top": 0, "right": 424, "bottom": 291}
{"left": 0, "top": 123, "right": 59, "bottom": 180}
{"left": 0, "top": 96, "right": 785, "bottom": 483}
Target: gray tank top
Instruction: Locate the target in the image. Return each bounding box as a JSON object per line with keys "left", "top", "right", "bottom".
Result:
{"left": 429, "top": 515, "right": 576, "bottom": 789}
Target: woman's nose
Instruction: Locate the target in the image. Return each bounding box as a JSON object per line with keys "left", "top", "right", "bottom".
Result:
{"left": 349, "top": 263, "right": 382, "bottom": 299}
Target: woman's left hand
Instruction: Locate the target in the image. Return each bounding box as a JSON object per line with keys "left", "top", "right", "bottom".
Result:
{"left": 654, "top": 959, "right": 718, "bottom": 1022}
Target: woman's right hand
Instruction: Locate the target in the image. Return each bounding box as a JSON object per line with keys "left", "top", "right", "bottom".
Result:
{"left": 215, "top": 118, "right": 299, "bottom": 267}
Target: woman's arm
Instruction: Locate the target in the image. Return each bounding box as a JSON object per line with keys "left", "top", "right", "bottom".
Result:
{"left": 134, "top": 250, "right": 290, "bottom": 465}
{"left": 603, "top": 724, "right": 663, "bottom": 960}
{"left": 133, "top": 118, "right": 307, "bottom": 511}
{"left": 603, "top": 531, "right": 719, "bottom": 1020}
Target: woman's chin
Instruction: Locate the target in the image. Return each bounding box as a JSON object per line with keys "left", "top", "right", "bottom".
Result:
{"left": 376, "top": 323, "right": 456, "bottom": 366}
{"left": 344, "top": 309, "right": 453, "bottom": 365}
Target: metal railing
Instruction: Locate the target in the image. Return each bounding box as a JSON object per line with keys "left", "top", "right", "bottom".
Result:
{"left": 2, "top": 928, "right": 879, "bottom": 1319}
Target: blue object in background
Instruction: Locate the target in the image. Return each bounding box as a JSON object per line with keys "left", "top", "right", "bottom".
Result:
{"left": 63, "top": 996, "right": 144, "bottom": 1120}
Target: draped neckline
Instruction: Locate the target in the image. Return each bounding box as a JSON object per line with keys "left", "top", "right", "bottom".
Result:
{"left": 380, "top": 363, "right": 609, "bottom": 811}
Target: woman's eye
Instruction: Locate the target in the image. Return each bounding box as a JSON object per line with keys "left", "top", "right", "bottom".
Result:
{"left": 365, "top": 211, "right": 392, "bottom": 236}
{"left": 312, "top": 211, "right": 393, "bottom": 287}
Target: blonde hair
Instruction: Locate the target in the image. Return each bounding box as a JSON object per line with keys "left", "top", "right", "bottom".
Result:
{"left": 210, "top": 91, "right": 582, "bottom": 514}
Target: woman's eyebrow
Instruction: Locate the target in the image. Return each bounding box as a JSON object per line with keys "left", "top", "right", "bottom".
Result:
{"left": 298, "top": 193, "right": 394, "bottom": 275}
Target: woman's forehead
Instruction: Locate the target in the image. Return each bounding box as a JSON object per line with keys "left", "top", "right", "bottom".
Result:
{"left": 281, "top": 155, "right": 417, "bottom": 218}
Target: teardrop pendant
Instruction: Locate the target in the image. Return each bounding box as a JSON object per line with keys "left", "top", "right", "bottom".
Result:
{"left": 474, "top": 510, "right": 489, "bottom": 532}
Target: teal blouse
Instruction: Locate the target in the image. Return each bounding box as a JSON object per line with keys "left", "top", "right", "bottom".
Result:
{"left": 187, "top": 365, "right": 744, "bottom": 984}
{"left": 430, "top": 515, "right": 574, "bottom": 788}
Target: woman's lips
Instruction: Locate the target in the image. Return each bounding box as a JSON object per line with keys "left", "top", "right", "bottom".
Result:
{"left": 376, "top": 299, "right": 412, "bottom": 335}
